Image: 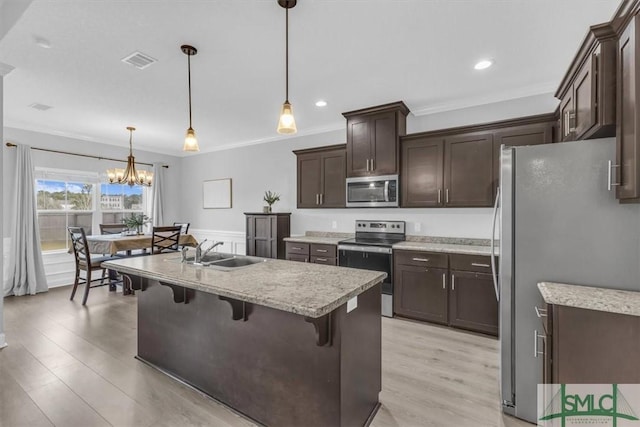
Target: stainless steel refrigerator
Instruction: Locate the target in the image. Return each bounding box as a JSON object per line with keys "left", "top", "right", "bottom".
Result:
{"left": 497, "top": 138, "right": 640, "bottom": 423}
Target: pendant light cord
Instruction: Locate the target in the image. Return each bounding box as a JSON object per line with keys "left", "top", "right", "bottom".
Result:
{"left": 129, "top": 128, "right": 134, "bottom": 155}
{"left": 285, "top": 7, "right": 289, "bottom": 103}
{"left": 188, "top": 53, "right": 193, "bottom": 128}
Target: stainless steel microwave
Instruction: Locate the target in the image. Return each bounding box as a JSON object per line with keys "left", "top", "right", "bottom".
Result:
{"left": 346, "top": 175, "right": 399, "bottom": 208}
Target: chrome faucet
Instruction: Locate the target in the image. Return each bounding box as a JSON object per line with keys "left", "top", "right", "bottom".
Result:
{"left": 193, "top": 240, "right": 224, "bottom": 264}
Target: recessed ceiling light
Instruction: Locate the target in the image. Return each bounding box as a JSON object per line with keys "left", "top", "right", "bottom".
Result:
{"left": 474, "top": 60, "right": 493, "bottom": 70}
{"left": 315, "top": 100, "right": 327, "bottom": 107}
{"left": 29, "top": 103, "right": 53, "bottom": 111}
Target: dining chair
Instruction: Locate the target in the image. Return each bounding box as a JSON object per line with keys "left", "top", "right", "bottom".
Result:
{"left": 99, "top": 223, "right": 129, "bottom": 235}
{"left": 173, "top": 222, "right": 190, "bottom": 234}
{"left": 152, "top": 226, "right": 182, "bottom": 254}
{"left": 68, "top": 226, "right": 117, "bottom": 305}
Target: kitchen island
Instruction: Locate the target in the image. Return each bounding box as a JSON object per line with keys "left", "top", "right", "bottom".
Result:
{"left": 102, "top": 253, "right": 386, "bottom": 427}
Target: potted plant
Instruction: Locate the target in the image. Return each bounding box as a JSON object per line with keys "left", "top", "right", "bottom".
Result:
{"left": 123, "top": 213, "right": 152, "bottom": 235}
{"left": 263, "top": 191, "right": 280, "bottom": 213}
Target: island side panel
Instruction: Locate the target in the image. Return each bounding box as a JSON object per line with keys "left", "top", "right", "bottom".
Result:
{"left": 136, "top": 278, "right": 343, "bottom": 427}
{"left": 337, "top": 282, "right": 382, "bottom": 427}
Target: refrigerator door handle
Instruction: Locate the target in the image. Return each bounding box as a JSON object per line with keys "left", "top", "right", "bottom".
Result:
{"left": 490, "top": 186, "right": 500, "bottom": 301}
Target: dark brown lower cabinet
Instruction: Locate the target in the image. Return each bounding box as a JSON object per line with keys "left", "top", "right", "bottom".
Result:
{"left": 449, "top": 271, "right": 498, "bottom": 336}
{"left": 541, "top": 304, "right": 640, "bottom": 384}
{"left": 245, "top": 213, "right": 290, "bottom": 259}
{"left": 393, "top": 250, "right": 498, "bottom": 336}
{"left": 394, "top": 265, "right": 448, "bottom": 324}
{"left": 285, "top": 242, "right": 337, "bottom": 265}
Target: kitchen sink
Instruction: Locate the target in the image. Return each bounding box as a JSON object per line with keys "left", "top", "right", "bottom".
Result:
{"left": 183, "top": 253, "right": 232, "bottom": 264}
{"left": 209, "top": 256, "right": 265, "bottom": 268}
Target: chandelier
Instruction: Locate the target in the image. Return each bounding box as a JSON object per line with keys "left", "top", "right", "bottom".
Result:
{"left": 106, "top": 127, "right": 153, "bottom": 186}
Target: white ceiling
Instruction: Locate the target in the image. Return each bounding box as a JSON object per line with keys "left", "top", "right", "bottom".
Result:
{"left": 0, "top": 0, "right": 621, "bottom": 156}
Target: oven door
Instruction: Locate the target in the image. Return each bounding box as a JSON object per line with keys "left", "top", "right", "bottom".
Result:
{"left": 338, "top": 244, "right": 393, "bottom": 316}
{"left": 346, "top": 175, "right": 398, "bottom": 208}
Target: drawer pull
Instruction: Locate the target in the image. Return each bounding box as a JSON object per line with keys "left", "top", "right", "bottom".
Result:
{"left": 442, "top": 273, "right": 446, "bottom": 289}
{"left": 412, "top": 257, "right": 430, "bottom": 262}
{"left": 471, "top": 263, "right": 490, "bottom": 268}
{"left": 535, "top": 306, "right": 547, "bottom": 318}
{"left": 316, "top": 258, "right": 327, "bottom": 262}
{"left": 292, "top": 247, "right": 303, "bottom": 250}
{"left": 451, "top": 274, "right": 455, "bottom": 291}
{"left": 316, "top": 249, "right": 328, "bottom": 253}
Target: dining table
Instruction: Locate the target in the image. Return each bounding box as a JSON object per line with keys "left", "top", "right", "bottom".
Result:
{"left": 85, "top": 233, "right": 199, "bottom": 295}
{"left": 86, "top": 233, "right": 199, "bottom": 256}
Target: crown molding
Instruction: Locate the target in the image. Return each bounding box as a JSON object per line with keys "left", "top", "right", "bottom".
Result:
{"left": 410, "top": 82, "right": 557, "bottom": 117}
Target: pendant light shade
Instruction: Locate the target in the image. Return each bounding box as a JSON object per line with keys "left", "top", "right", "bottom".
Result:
{"left": 277, "top": 0, "right": 297, "bottom": 135}
{"left": 106, "top": 127, "right": 153, "bottom": 187}
{"left": 181, "top": 44, "right": 200, "bottom": 152}
{"left": 277, "top": 101, "right": 297, "bottom": 134}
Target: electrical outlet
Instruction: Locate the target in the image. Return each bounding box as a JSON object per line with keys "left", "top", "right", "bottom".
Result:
{"left": 332, "top": 221, "right": 338, "bottom": 229}
{"left": 414, "top": 222, "right": 421, "bottom": 232}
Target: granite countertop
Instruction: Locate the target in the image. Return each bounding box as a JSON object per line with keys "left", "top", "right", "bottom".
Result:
{"left": 392, "top": 241, "right": 499, "bottom": 256}
{"left": 538, "top": 282, "right": 640, "bottom": 317}
{"left": 103, "top": 253, "right": 386, "bottom": 319}
{"left": 284, "top": 236, "right": 345, "bottom": 245}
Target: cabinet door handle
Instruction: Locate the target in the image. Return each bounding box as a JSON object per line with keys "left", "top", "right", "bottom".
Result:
{"left": 316, "top": 194, "right": 319, "bottom": 205}
{"left": 320, "top": 193, "right": 323, "bottom": 205}
{"left": 451, "top": 274, "right": 455, "bottom": 290}
{"left": 534, "top": 330, "right": 545, "bottom": 358}
{"left": 366, "top": 159, "right": 370, "bottom": 172}
{"left": 471, "top": 263, "right": 490, "bottom": 268}
{"left": 412, "top": 257, "right": 429, "bottom": 262}
{"left": 446, "top": 189, "right": 450, "bottom": 204}
{"left": 438, "top": 189, "right": 441, "bottom": 204}
{"left": 316, "top": 258, "right": 327, "bottom": 262}
{"left": 568, "top": 111, "right": 576, "bottom": 133}
{"left": 534, "top": 306, "right": 547, "bottom": 318}
{"left": 442, "top": 273, "right": 446, "bottom": 289}
{"left": 316, "top": 249, "right": 328, "bottom": 253}
{"left": 371, "top": 158, "right": 375, "bottom": 171}
{"left": 608, "top": 160, "right": 621, "bottom": 191}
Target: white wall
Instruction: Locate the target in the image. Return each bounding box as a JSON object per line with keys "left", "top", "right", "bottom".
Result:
{"left": 180, "top": 94, "right": 558, "bottom": 239}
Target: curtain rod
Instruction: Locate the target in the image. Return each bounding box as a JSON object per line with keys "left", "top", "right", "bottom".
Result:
{"left": 4, "top": 142, "right": 169, "bottom": 169}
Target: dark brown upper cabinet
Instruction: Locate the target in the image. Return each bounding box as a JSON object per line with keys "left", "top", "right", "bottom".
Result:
{"left": 444, "top": 132, "right": 494, "bottom": 207}
{"left": 343, "top": 102, "right": 409, "bottom": 177}
{"left": 293, "top": 144, "right": 346, "bottom": 208}
{"left": 616, "top": 12, "right": 640, "bottom": 202}
{"left": 555, "top": 23, "right": 617, "bottom": 142}
{"left": 401, "top": 137, "right": 444, "bottom": 207}
{"left": 400, "top": 115, "right": 556, "bottom": 208}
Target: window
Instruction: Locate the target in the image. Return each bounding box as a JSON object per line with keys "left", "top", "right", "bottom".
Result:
{"left": 35, "top": 168, "right": 150, "bottom": 252}
{"left": 100, "top": 183, "right": 145, "bottom": 224}
{"left": 36, "top": 179, "right": 95, "bottom": 251}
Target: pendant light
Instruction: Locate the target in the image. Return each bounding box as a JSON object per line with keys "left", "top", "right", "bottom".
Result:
{"left": 106, "top": 127, "right": 153, "bottom": 187}
{"left": 277, "top": 0, "right": 297, "bottom": 134}
{"left": 181, "top": 44, "right": 200, "bottom": 151}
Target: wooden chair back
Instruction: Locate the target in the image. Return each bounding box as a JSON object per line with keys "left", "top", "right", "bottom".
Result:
{"left": 68, "top": 226, "right": 91, "bottom": 269}
{"left": 173, "top": 222, "right": 190, "bottom": 234}
{"left": 152, "top": 226, "right": 182, "bottom": 254}
{"left": 100, "top": 223, "right": 129, "bottom": 235}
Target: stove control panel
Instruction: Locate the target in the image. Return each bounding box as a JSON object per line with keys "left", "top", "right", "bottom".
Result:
{"left": 355, "top": 220, "right": 406, "bottom": 234}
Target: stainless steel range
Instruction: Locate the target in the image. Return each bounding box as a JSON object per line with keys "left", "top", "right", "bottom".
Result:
{"left": 338, "top": 220, "right": 406, "bottom": 317}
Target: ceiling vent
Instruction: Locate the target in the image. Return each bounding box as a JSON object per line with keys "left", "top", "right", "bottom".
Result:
{"left": 121, "top": 51, "right": 157, "bottom": 70}
{"left": 29, "top": 103, "right": 53, "bottom": 111}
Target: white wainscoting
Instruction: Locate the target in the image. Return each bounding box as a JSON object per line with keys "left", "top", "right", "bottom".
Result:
{"left": 189, "top": 229, "right": 246, "bottom": 256}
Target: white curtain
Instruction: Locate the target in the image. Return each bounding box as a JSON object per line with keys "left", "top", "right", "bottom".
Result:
{"left": 5, "top": 145, "right": 47, "bottom": 296}
{"left": 151, "top": 163, "right": 165, "bottom": 226}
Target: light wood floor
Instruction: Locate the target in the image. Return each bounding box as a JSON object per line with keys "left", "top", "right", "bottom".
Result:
{"left": 1, "top": 286, "right": 532, "bottom": 427}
